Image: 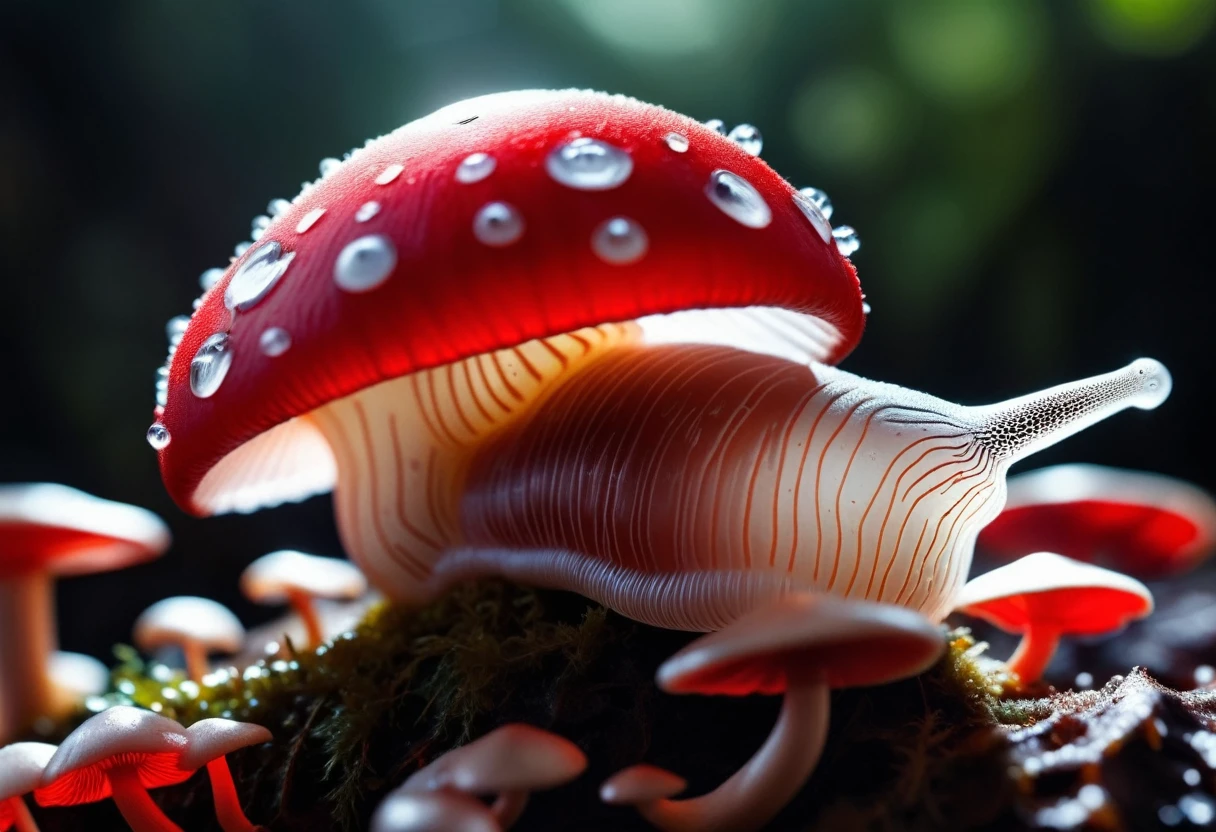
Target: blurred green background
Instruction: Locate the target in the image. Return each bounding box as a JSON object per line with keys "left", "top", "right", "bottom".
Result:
{"left": 1, "top": 0, "right": 1212, "bottom": 658}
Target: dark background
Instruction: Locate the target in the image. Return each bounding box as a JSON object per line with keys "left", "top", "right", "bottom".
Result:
{"left": 1, "top": 0, "right": 1213, "bottom": 661}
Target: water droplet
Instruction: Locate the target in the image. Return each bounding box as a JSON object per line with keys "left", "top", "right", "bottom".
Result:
{"left": 546, "top": 138, "right": 633, "bottom": 191}
{"left": 251, "top": 215, "right": 271, "bottom": 233}
{"left": 146, "top": 423, "right": 170, "bottom": 449}
{"left": 375, "top": 164, "right": 404, "bottom": 185}
{"left": 664, "top": 132, "right": 689, "bottom": 153}
{"left": 455, "top": 152, "right": 496, "bottom": 183}
{"left": 250, "top": 227, "right": 265, "bottom": 242}
{"left": 199, "top": 268, "right": 224, "bottom": 291}
{"left": 234, "top": 241, "right": 252, "bottom": 257}
{"left": 259, "top": 327, "right": 291, "bottom": 357}
{"left": 190, "top": 333, "right": 232, "bottom": 398}
{"left": 798, "top": 186, "right": 834, "bottom": 220}
{"left": 728, "top": 124, "right": 763, "bottom": 156}
{"left": 166, "top": 315, "right": 190, "bottom": 340}
{"left": 793, "top": 191, "right": 833, "bottom": 243}
{"left": 833, "top": 225, "right": 860, "bottom": 256}
{"left": 862, "top": 302, "right": 872, "bottom": 315}
{"left": 267, "top": 198, "right": 291, "bottom": 217}
{"left": 318, "top": 157, "right": 341, "bottom": 177}
{"left": 1195, "top": 665, "right": 1214, "bottom": 686}
{"left": 296, "top": 208, "right": 326, "bottom": 234}
{"left": 704, "top": 118, "right": 726, "bottom": 135}
{"left": 705, "top": 170, "right": 771, "bottom": 229}
{"left": 1186, "top": 769, "right": 1202, "bottom": 787}
{"left": 355, "top": 201, "right": 381, "bottom": 222}
{"left": 473, "top": 202, "right": 525, "bottom": 246}
{"left": 334, "top": 234, "right": 397, "bottom": 293}
{"left": 592, "top": 217, "right": 648, "bottom": 265}
{"left": 1074, "top": 672, "right": 1094, "bottom": 689}
{"left": 224, "top": 242, "right": 296, "bottom": 311}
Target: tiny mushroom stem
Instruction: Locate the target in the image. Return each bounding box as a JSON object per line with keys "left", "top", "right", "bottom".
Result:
{"left": 955, "top": 552, "right": 1154, "bottom": 685}
{"left": 285, "top": 589, "right": 323, "bottom": 650}
{"left": 178, "top": 718, "right": 273, "bottom": 832}
{"left": 603, "top": 593, "right": 945, "bottom": 832}
{"left": 8, "top": 797, "right": 39, "bottom": 832}
{"left": 1005, "top": 626, "right": 1062, "bottom": 684}
{"left": 107, "top": 766, "right": 183, "bottom": 832}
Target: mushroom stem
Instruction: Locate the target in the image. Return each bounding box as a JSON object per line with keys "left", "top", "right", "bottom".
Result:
{"left": 490, "top": 790, "right": 529, "bottom": 828}
{"left": 635, "top": 677, "right": 829, "bottom": 832}
{"left": 286, "top": 589, "right": 323, "bottom": 649}
{"left": 969, "top": 359, "right": 1170, "bottom": 465}
{"left": 205, "top": 757, "right": 261, "bottom": 832}
{"left": 182, "top": 641, "right": 210, "bottom": 684}
{"left": 108, "top": 765, "right": 183, "bottom": 832}
{"left": 8, "top": 796, "right": 41, "bottom": 832}
{"left": 0, "top": 572, "right": 55, "bottom": 739}
{"left": 1006, "top": 626, "right": 1062, "bottom": 684}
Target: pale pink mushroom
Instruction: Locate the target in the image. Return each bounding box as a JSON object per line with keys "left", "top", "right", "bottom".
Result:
{"left": 178, "top": 719, "right": 272, "bottom": 832}
{"left": 0, "top": 742, "right": 56, "bottom": 832}
{"left": 371, "top": 790, "right": 498, "bottom": 832}
{"left": 133, "top": 597, "right": 245, "bottom": 682}
{"left": 0, "top": 484, "right": 170, "bottom": 739}
{"left": 401, "top": 724, "right": 586, "bottom": 829}
{"left": 239, "top": 550, "right": 366, "bottom": 649}
{"left": 600, "top": 764, "right": 686, "bottom": 805}
{"left": 603, "top": 593, "right": 945, "bottom": 832}
{"left": 955, "top": 551, "right": 1154, "bottom": 683}
{"left": 35, "top": 706, "right": 192, "bottom": 832}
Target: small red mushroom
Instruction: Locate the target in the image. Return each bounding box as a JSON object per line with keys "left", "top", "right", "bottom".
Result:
{"left": 954, "top": 551, "right": 1154, "bottom": 683}
{"left": 0, "top": 742, "right": 56, "bottom": 832}
{"left": 0, "top": 484, "right": 170, "bottom": 739}
{"left": 177, "top": 719, "right": 272, "bottom": 832}
{"left": 978, "top": 464, "right": 1216, "bottom": 577}
{"left": 602, "top": 593, "right": 945, "bottom": 832}
{"left": 35, "top": 706, "right": 192, "bottom": 832}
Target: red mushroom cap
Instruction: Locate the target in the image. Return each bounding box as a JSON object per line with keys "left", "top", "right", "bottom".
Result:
{"left": 34, "top": 707, "right": 191, "bottom": 806}
{"left": 156, "top": 89, "right": 864, "bottom": 516}
{"left": 978, "top": 464, "right": 1216, "bottom": 577}
{"left": 657, "top": 592, "right": 944, "bottom": 696}
{"left": 956, "top": 551, "right": 1153, "bottom": 637}
{"left": 0, "top": 484, "right": 170, "bottom": 579}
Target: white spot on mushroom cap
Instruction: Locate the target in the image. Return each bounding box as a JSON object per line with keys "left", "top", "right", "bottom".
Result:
{"left": 178, "top": 718, "right": 272, "bottom": 771}
{"left": 334, "top": 234, "right": 397, "bottom": 293}
{"left": 375, "top": 164, "right": 404, "bottom": 185}
{"left": 296, "top": 208, "right": 326, "bottom": 234}
{"left": 38, "top": 706, "right": 189, "bottom": 793}
{"left": 240, "top": 550, "right": 367, "bottom": 604}
{"left": 134, "top": 596, "right": 246, "bottom": 653}
{"left": 355, "top": 201, "right": 381, "bottom": 222}
{"left": 473, "top": 202, "right": 525, "bottom": 247}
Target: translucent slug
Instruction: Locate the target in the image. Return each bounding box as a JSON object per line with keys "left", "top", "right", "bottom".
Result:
{"left": 307, "top": 326, "right": 1170, "bottom": 631}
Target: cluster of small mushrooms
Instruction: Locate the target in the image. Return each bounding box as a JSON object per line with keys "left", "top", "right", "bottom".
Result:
{"left": 4, "top": 89, "right": 1216, "bottom": 831}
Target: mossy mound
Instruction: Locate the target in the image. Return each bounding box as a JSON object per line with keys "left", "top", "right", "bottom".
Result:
{"left": 34, "top": 582, "right": 1023, "bottom": 831}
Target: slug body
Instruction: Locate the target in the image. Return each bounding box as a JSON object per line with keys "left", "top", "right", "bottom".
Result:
{"left": 309, "top": 322, "right": 1170, "bottom": 631}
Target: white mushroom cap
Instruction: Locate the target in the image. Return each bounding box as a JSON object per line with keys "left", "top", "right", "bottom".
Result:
{"left": 36, "top": 706, "right": 191, "bottom": 805}
{"left": 133, "top": 596, "right": 246, "bottom": 654}
{"left": 403, "top": 724, "right": 587, "bottom": 795}
{"left": 0, "top": 742, "right": 57, "bottom": 800}
{"left": 48, "top": 651, "right": 110, "bottom": 711}
{"left": 240, "top": 550, "right": 367, "bottom": 604}
{"left": 179, "top": 718, "right": 271, "bottom": 771}
{"left": 371, "top": 789, "right": 498, "bottom": 832}
{"left": 0, "top": 483, "right": 170, "bottom": 577}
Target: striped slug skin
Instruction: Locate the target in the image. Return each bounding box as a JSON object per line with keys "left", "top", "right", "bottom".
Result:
{"left": 309, "top": 326, "right": 1171, "bottom": 631}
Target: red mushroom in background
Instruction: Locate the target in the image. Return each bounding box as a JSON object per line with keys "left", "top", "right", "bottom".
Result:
{"left": 0, "top": 484, "right": 170, "bottom": 740}
{"left": 978, "top": 464, "right": 1216, "bottom": 577}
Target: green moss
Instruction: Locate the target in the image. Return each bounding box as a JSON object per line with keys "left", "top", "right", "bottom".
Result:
{"left": 36, "top": 584, "right": 1038, "bottom": 831}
